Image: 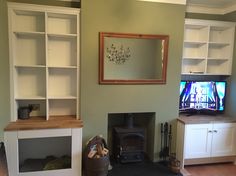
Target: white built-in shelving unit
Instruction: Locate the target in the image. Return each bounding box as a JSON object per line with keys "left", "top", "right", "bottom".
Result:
{"left": 182, "top": 19, "right": 235, "bottom": 75}
{"left": 5, "top": 3, "right": 82, "bottom": 176}
{"left": 8, "top": 2, "right": 80, "bottom": 121}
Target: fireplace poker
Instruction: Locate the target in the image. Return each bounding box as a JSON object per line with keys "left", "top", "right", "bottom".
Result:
{"left": 168, "top": 124, "right": 172, "bottom": 156}
{"left": 159, "top": 123, "right": 164, "bottom": 159}
{"left": 163, "top": 122, "right": 169, "bottom": 161}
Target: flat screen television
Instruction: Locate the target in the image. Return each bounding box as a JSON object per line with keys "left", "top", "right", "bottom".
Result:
{"left": 179, "top": 81, "right": 226, "bottom": 115}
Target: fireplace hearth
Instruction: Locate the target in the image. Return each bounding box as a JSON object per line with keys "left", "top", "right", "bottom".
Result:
{"left": 113, "top": 113, "right": 145, "bottom": 163}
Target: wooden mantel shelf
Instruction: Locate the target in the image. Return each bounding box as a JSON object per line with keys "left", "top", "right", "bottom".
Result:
{"left": 4, "top": 116, "right": 83, "bottom": 131}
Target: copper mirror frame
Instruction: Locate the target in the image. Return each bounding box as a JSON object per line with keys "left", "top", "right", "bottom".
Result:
{"left": 99, "top": 32, "right": 169, "bottom": 84}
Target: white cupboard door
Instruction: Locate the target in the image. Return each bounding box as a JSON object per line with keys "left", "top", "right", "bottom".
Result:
{"left": 211, "top": 123, "right": 236, "bottom": 157}
{"left": 185, "top": 124, "right": 212, "bottom": 159}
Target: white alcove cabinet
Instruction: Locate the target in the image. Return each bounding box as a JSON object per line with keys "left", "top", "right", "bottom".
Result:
{"left": 6, "top": 3, "right": 82, "bottom": 176}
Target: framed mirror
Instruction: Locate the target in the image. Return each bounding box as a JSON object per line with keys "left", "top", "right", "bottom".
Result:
{"left": 99, "top": 32, "right": 169, "bottom": 84}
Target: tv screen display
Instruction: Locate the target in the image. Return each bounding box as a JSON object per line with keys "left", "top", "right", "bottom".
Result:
{"left": 179, "top": 81, "right": 226, "bottom": 113}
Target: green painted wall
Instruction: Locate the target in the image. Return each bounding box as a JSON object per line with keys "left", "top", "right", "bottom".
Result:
{"left": 0, "top": 0, "right": 186, "bottom": 161}
{"left": 81, "top": 0, "right": 185, "bottom": 160}
{"left": 0, "top": 0, "right": 10, "bottom": 141}
{"left": 223, "top": 12, "right": 236, "bottom": 116}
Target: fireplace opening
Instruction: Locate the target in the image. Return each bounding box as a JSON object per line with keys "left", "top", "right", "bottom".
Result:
{"left": 108, "top": 112, "right": 155, "bottom": 163}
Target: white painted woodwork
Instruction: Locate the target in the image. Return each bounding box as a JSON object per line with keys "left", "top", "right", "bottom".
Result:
{"left": 182, "top": 19, "right": 235, "bottom": 75}
{"left": 176, "top": 121, "right": 185, "bottom": 168}
{"left": 4, "top": 128, "right": 82, "bottom": 176}
{"left": 176, "top": 120, "right": 236, "bottom": 168}
{"left": 211, "top": 123, "right": 236, "bottom": 157}
{"left": 8, "top": 2, "right": 80, "bottom": 121}
{"left": 185, "top": 124, "right": 212, "bottom": 159}
{"left": 186, "top": 0, "right": 236, "bottom": 15}
{"left": 137, "top": 0, "right": 186, "bottom": 5}
{"left": 6, "top": 3, "right": 82, "bottom": 176}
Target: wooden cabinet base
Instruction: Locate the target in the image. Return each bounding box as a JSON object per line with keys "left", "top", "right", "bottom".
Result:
{"left": 184, "top": 156, "right": 236, "bottom": 165}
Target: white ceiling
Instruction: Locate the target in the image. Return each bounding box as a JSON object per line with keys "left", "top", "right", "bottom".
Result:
{"left": 187, "top": 0, "right": 236, "bottom": 14}
{"left": 60, "top": 0, "right": 236, "bottom": 14}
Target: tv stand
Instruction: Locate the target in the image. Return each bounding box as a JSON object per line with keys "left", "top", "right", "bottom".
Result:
{"left": 180, "top": 110, "right": 217, "bottom": 117}
{"left": 176, "top": 116, "right": 236, "bottom": 169}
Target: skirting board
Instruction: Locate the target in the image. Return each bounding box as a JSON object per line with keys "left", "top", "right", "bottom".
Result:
{"left": 184, "top": 156, "right": 236, "bottom": 165}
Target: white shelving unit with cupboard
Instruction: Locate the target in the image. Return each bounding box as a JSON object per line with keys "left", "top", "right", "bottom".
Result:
{"left": 5, "top": 3, "right": 82, "bottom": 176}
{"left": 182, "top": 19, "right": 235, "bottom": 75}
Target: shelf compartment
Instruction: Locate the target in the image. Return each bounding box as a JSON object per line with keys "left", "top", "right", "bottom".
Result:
{"left": 12, "top": 10, "right": 45, "bottom": 32}
{"left": 208, "top": 44, "right": 231, "bottom": 60}
{"left": 48, "top": 36, "right": 77, "bottom": 67}
{"left": 206, "top": 59, "right": 231, "bottom": 75}
{"left": 19, "top": 136, "right": 71, "bottom": 173}
{"left": 15, "top": 100, "right": 46, "bottom": 120}
{"left": 13, "top": 33, "right": 46, "bottom": 66}
{"left": 182, "top": 59, "right": 206, "bottom": 74}
{"left": 183, "top": 42, "right": 207, "bottom": 59}
{"left": 15, "top": 67, "right": 46, "bottom": 98}
{"left": 48, "top": 99, "right": 76, "bottom": 117}
{"left": 47, "top": 13, "right": 77, "bottom": 35}
{"left": 48, "top": 68, "right": 77, "bottom": 97}
{"left": 209, "top": 26, "right": 234, "bottom": 43}
{"left": 184, "top": 25, "right": 208, "bottom": 42}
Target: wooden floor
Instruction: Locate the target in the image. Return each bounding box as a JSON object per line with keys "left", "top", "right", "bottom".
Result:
{"left": 1, "top": 162, "right": 236, "bottom": 176}
{"left": 184, "top": 163, "right": 236, "bottom": 176}
{"left": 0, "top": 159, "right": 7, "bottom": 176}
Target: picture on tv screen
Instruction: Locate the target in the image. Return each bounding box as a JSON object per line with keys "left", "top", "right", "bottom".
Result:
{"left": 179, "top": 81, "right": 226, "bottom": 112}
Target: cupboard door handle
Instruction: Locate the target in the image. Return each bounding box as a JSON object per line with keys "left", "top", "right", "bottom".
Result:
{"left": 208, "top": 130, "right": 212, "bottom": 133}
{"left": 213, "top": 130, "right": 217, "bottom": 133}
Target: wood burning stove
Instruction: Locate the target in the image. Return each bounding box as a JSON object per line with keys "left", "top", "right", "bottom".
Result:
{"left": 113, "top": 114, "right": 145, "bottom": 163}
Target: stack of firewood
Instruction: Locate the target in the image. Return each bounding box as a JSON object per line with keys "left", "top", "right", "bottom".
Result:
{"left": 88, "top": 143, "right": 109, "bottom": 159}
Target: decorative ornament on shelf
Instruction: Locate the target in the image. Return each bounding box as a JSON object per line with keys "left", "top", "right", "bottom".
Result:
{"left": 106, "top": 44, "right": 131, "bottom": 64}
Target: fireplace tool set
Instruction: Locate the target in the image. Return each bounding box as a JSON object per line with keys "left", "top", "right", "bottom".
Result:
{"left": 159, "top": 122, "right": 172, "bottom": 162}
{"left": 159, "top": 122, "right": 181, "bottom": 174}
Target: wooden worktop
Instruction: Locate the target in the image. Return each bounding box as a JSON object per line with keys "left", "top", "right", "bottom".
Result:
{"left": 178, "top": 114, "right": 236, "bottom": 124}
{"left": 4, "top": 116, "right": 83, "bottom": 131}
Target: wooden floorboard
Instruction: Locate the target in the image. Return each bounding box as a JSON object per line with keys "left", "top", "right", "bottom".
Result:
{"left": 0, "top": 158, "right": 8, "bottom": 176}
{"left": 184, "top": 163, "right": 236, "bottom": 176}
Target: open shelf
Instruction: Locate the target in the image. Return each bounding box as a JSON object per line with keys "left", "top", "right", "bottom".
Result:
{"left": 48, "top": 68, "right": 77, "bottom": 98}
{"left": 47, "top": 13, "right": 77, "bottom": 35}
{"left": 13, "top": 33, "right": 46, "bottom": 66}
{"left": 206, "top": 59, "right": 231, "bottom": 75}
{"left": 182, "top": 58, "right": 206, "bottom": 74}
{"left": 184, "top": 24, "right": 208, "bottom": 42}
{"left": 48, "top": 36, "right": 77, "bottom": 67}
{"left": 209, "top": 26, "right": 234, "bottom": 43}
{"left": 14, "top": 67, "right": 46, "bottom": 98}
{"left": 14, "top": 99, "right": 46, "bottom": 120}
{"left": 12, "top": 10, "right": 45, "bottom": 32}
{"left": 183, "top": 42, "right": 207, "bottom": 59}
{"left": 182, "top": 19, "right": 235, "bottom": 75}
{"left": 48, "top": 99, "right": 76, "bottom": 118}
